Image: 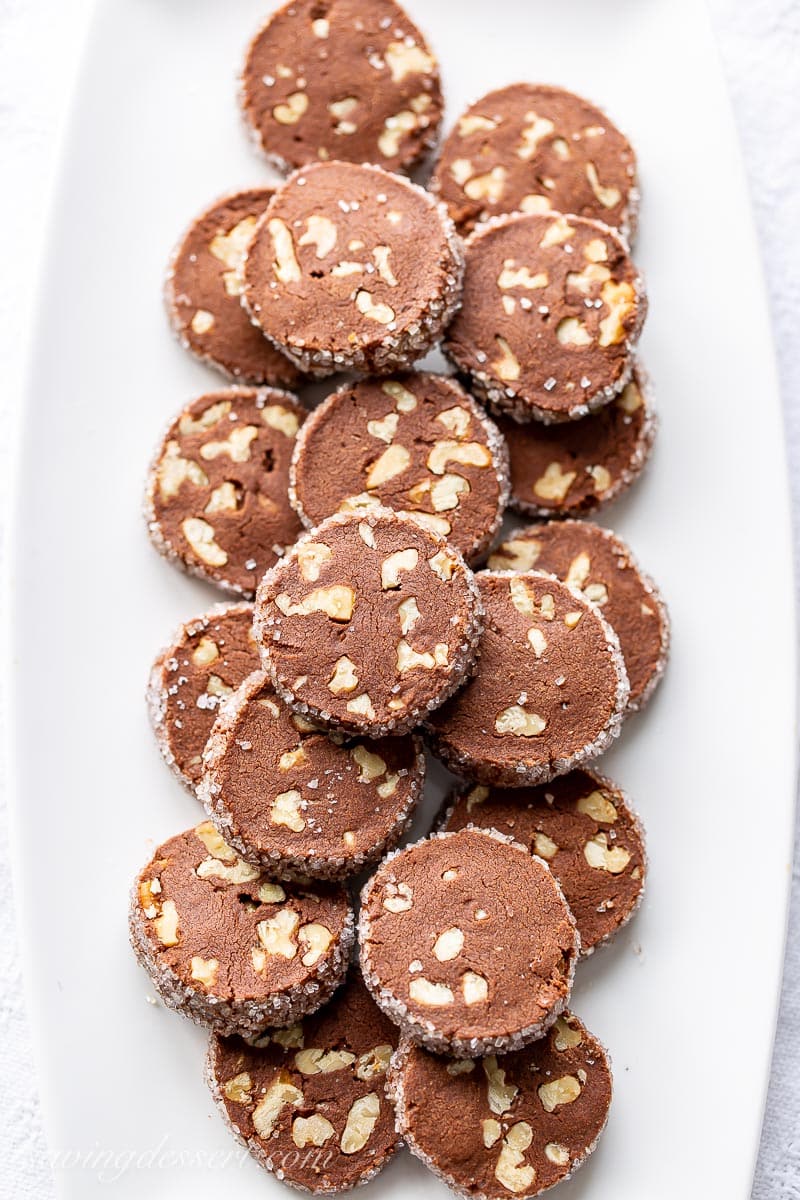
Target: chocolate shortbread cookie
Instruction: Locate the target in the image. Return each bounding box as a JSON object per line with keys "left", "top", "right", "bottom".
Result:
{"left": 145, "top": 388, "right": 305, "bottom": 597}
{"left": 425, "top": 571, "right": 629, "bottom": 787}
{"left": 207, "top": 972, "right": 400, "bottom": 1193}
{"left": 441, "top": 770, "right": 646, "bottom": 954}
{"left": 359, "top": 829, "right": 578, "bottom": 1056}
{"left": 389, "top": 1011, "right": 612, "bottom": 1199}
{"left": 147, "top": 603, "right": 259, "bottom": 791}
{"left": 498, "top": 366, "right": 656, "bottom": 517}
{"left": 489, "top": 522, "right": 669, "bottom": 712}
{"left": 253, "top": 509, "right": 483, "bottom": 736}
{"left": 290, "top": 373, "right": 509, "bottom": 563}
{"left": 431, "top": 82, "right": 638, "bottom": 239}
{"left": 164, "top": 189, "right": 302, "bottom": 387}
{"left": 129, "top": 823, "right": 354, "bottom": 1036}
{"left": 443, "top": 212, "right": 646, "bottom": 423}
{"left": 199, "top": 670, "right": 425, "bottom": 880}
{"left": 241, "top": 161, "right": 463, "bottom": 377}
{"left": 240, "top": 0, "right": 442, "bottom": 174}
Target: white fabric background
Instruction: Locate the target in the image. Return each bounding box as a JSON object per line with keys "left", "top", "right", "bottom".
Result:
{"left": 0, "top": 0, "right": 797, "bottom": 1195}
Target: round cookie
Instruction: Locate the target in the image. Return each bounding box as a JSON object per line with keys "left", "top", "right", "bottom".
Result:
{"left": 129, "top": 823, "right": 354, "bottom": 1036}
{"left": 164, "top": 189, "right": 302, "bottom": 387}
{"left": 497, "top": 366, "right": 656, "bottom": 517}
{"left": 208, "top": 974, "right": 400, "bottom": 1190}
{"left": 388, "top": 1011, "right": 612, "bottom": 1200}
{"left": 431, "top": 82, "right": 638, "bottom": 239}
{"left": 254, "top": 509, "right": 483, "bottom": 737}
{"left": 147, "top": 603, "right": 259, "bottom": 792}
{"left": 240, "top": 0, "right": 442, "bottom": 175}
{"left": 289, "top": 373, "right": 509, "bottom": 563}
{"left": 241, "top": 161, "right": 463, "bottom": 378}
{"left": 488, "top": 522, "right": 669, "bottom": 712}
{"left": 443, "top": 211, "right": 646, "bottom": 423}
{"left": 441, "top": 770, "right": 646, "bottom": 954}
{"left": 207, "top": 971, "right": 400, "bottom": 1194}
{"left": 425, "top": 570, "right": 629, "bottom": 787}
{"left": 199, "top": 670, "right": 425, "bottom": 880}
{"left": 145, "top": 388, "right": 305, "bottom": 597}
{"left": 358, "top": 828, "right": 579, "bottom": 1056}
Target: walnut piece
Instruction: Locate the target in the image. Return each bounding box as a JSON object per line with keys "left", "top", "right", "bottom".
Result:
{"left": 355, "top": 290, "right": 395, "bottom": 325}
{"left": 533, "top": 462, "right": 576, "bottom": 503}
{"left": 367, "top": 444, "right": 410, "bottom": 488}
{"left": 533, "top": 832, "right": 558, "bottom": 860}
{"left": 427, "top": 440, "right": 492, "bottom": 475}
{"left": 256, "top": 908, "right": 299, "bottom": 959}
{"left": 292, "top": 1113, "right": 335, "bottom": 1148}
{"left": 381, "top": 379, "right": 417, "bottom": 412}
{"left": 351, "top": 743, "right": 387, "bottom": 782}
{"left": 432, "top": 926, "right": 464, "bottom": 962}
{"left": 268, "top": 218, "right": 301, "bottom": 284}
{"left": 462, "top": 971, "right": 489, "bottom": 1005}
{"left": 223, "top": 1071, "right": 253, "bottom": 1104}
{"left": 328, "top": 655, "right": 359, "bottom": 695}
{"left": 576, "top": 790, "right": 619, "bottom": 823}
{"left": 296, "top": 541, "right": 332, "bottom": 583}
{"left": 398, "top": 596, "right": 421, "bottom": 635}
{"left": 367, "top": 412, "right": 399, "bottom": 444}
{"left": 355, "top": 1045, "right": 393, "bottom": 1081}
{"left": 270, "top": 789, "right": 305, "bottom": 832}
{"left": 252, "top": 1078, "right": 303, "bottom": 1138}
{"left": 584, "top": 832, "right": 631, "bottom": 874}
{"left": 538, "top": 1075, "right": 581, "bottom": 1112}
{"left": 276, "top": 585, "right": 355, "bottom": 621}
{"left": 381, "top": 547, "right": 418, "bottom": 589}
{"left": 194, "top": 821, "right": 235, "bottom": 862}
{"left": 298, "top": 214, "right": 337, "bottom": 258}
{"left": 295, "top": 1047, "right": 356, "bottom": 1075}
{"left": 340, "top": 1093, "right": 380, "bottom": 1154}
{"left": 383, "top": 882, "right": 413, "bottom": 913}
{"left": 492, "top": 336, "right": 521, "bottom": 383}
{"left": 384, "top": 40, "right": 435, "bottom": 83}
{"left": 181, "top": 517, "right": 228, "bottom": 567}
{"left": 495, "top": 1122, "right": 536, "bottom": 1194}
{"left": 190, "top": 956, "right": 219, "bottom": 989}
{"left": 495, "top": 705, "right": 546, "bottom": 737}
{"left": 153, "top": 899, "right": 179, "bottom": 946}
{"left": 484, "top": 1056, "right": 518, "bottom": 1115}
{"left": 298, "top": 922, "right": 334, "bottom": 966}
{"left": 409, "top": 977, "right": 455, "bottom": 1006}
{"left": 273, "top": 91, "right": 309, "bottom": 125}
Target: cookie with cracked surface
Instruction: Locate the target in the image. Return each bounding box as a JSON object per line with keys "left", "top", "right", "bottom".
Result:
{"left": 431, "top": 82, "right": 637, "bottom": 239}
{"left": 199, "top": 670, "right": 425, "bottom": 880}
{"left": 129, "top": 823, "right": 353, "bottom": 1037}
{"left": 290, "top": 372, "right": 509, "bottom": 563}
{"left": 425, "top": 570, "right": 629, "bottom": 787}
{"left": 207, "top": 971, "right": 400, "bottom": 1194}
{"left": 441, "top": 770, "right": 646, "bottom": 954}
{"left": 145, "top": 388, "right": 305, "bottom": 597}
{"left": 388, "top": 1011, "right": 612, "bottom": 1199}
{"left": 443, "top": 212, "right": 646, "bottom": 423}
{"left": 147, "top": 603, "right": 259, "bottom": 791}
{"left": 253, "top": 508, "right": 483, "bottom": 737}
{"left": 358, "top": 828, "right": 578, "bottom": 1056}
{"left": 164, "top": 188, "right": 302, "bottom": 387}
{"left": 241, "top": 161, "right": 463, "bottom": 377}
{"left": 488, "top": 521, "right": 669, "bottom": 711}
{"left": 498, "top": 366, "right": 656, "bottom": 518}
{"left": 240, "top": 0, "right": 442, "bottom": 174}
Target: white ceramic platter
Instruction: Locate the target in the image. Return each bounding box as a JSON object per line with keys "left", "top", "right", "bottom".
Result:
{"left": 9, "top": 0, "right": 795, "bottom": 1196}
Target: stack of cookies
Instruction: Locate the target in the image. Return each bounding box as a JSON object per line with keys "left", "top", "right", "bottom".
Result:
{"left": 132, "top": 2, "right": 669, "bottom": 1196}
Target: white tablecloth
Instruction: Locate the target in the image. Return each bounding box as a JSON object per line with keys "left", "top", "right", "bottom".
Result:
{"left": 0, "top": 0, "right": 797, "bottom": 1195}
